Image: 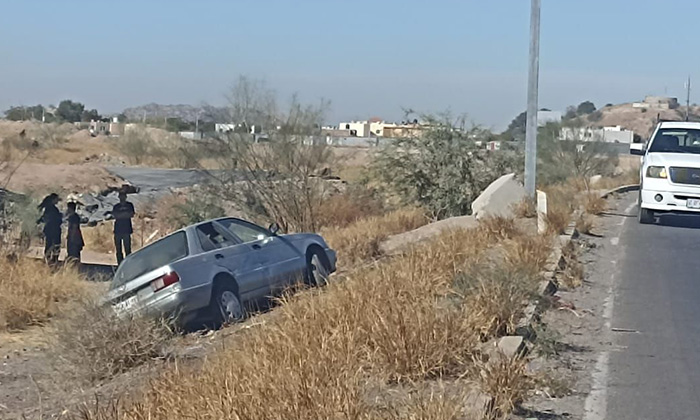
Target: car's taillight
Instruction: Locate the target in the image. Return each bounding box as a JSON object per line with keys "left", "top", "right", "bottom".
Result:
{"left": 151, "top": 271, "right": 180, "bottom": 292}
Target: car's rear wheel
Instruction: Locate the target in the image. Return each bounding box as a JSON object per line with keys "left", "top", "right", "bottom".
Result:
{"left": 210, "top": 283, "right": 246, "bottom": 325}
{"left": 307, "top": 250, "right": 330, "bottom": 287}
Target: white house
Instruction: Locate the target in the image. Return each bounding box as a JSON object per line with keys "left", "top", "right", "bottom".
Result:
{"left": 560, "top": 126, "right": 634, "bottom": 143}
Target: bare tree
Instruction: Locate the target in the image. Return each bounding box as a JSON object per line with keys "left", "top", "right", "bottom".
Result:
{"left": 201, "top": 77, "right": 334, "bottom": 232}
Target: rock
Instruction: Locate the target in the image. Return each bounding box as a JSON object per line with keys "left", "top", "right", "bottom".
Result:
{"left": 497, "top": 336, "right": 528, "bottom": 358}
{"left": 590, "top": 174, "right": 603, "bottom": 186}
{"left": 471, "top": 173, "right": 527, "bottom": 220}
{"left": 538, "top": 279, "right": 558, "bottom": 296}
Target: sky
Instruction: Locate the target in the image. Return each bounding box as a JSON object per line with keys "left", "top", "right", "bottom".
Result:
{"left": 1, "top": 0, "right": 699, "bottom": 130}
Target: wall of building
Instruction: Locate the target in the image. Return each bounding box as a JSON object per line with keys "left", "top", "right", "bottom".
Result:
{"left": 560, "top": 127, "right": 634, "bottom": 143}
{"left": 338, "top": 121, "right": 371, "bottom": 137}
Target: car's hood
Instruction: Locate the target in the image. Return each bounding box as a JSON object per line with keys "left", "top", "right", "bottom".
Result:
{"left": 646, "top": 152, "right": 700, "bottom": 168}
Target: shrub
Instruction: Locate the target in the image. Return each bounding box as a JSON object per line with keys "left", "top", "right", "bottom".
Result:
{"left": 0, "top": 258, "right": 88, "bottom": 331}
{"left": 371, "top": 118, "right": 521, "bottom": 220}
{"left": 55, "top": 300, "right": 175, "bottom": 381}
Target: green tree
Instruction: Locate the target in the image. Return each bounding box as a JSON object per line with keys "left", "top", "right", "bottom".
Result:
{"left": 576, "top": 101, "right": 596, "bottom": 115}
{"left": 373, "top": 117, "right": 522, "bottom": 219}
{"left": 81, "top": 108, "right": 101, "bottom": 122}
{"left": 502, "top": 110, "right": 527, "bottom": 141}
{"left": 56, "top": 100, "right": 85, "bottom": 123}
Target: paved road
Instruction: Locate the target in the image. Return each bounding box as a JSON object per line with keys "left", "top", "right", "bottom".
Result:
{"left": 596, "top": 193, "right": 700, "bottom": 419}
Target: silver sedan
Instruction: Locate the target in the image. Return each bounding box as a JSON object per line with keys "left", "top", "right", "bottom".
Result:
{"left": 105, "top": 217, "right": 337, "bottom": 326}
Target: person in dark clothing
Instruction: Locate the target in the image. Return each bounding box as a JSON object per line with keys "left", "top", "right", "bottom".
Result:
{"left": 38, "top": 193, "right": 62, "bottom": 266}
{"left": 112, "top": 191, "right": 135, "bottom": 264}
{"left": 66, "top": 202, "right": 84, "bottom": 264}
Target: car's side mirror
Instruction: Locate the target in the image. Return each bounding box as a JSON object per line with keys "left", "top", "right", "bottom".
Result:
{"left": 268, "top": 222, "right": 280, "bottom": 235}
{"left": 630, "top": 143, "right": 645, "bottom": 156}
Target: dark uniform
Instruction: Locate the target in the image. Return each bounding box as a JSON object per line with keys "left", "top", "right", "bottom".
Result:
{"left": 112, "top": 200, "right": 135, "bottom": 264}
{"left": 41, "top": 203, "right": 62, "bottom": 265}
{"left": 66, "top": 212, "right": 84, "bottom": 263}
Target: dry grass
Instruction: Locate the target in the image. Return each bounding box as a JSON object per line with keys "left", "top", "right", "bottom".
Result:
{"left": 77, "top": 219, "right": 541, "bottom": 419}
{"left": 322, "top": 208, "right": 428, "bottom": 267}
{"left": 576, "top": 214, "right": 596, "bottom": 235}
{"left": 474, "top": 355, "right": 534, "bottom": 419}
{"left": 512, "top": 197, "right": 537, "bottom": 219}
{"left": 559, "top": 242, "right": 584, "bottom": 289}
{"left": 55, "top": 300, "right": 175, "bottom": 381}
{"left": 316, "top": 187, "right": 385, "bottom": 229}
{"left": 479, "top": 216, "right": 521, "bottom": 241}
{"left": 582, "top": 193, "right": 608, "bottom": 215}
{"left": 503, "top": 235, "right": 552, "bottom": 276}
{"left": 0, "top": 257, "right": 89, "bottom": 331}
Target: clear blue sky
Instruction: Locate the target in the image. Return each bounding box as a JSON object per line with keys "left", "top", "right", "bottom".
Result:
{"left": 0, "top": 0, "right": 697, "bottom": 129}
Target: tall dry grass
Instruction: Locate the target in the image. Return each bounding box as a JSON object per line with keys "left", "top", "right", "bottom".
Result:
{"left": 0, "top": 258, "right": 89, "bottom": 331}
{"left": 321, "top": 208, "right": 428, "bottom": 268}
{"left": 78, "top": 221, "right": 539, "bottom": 419}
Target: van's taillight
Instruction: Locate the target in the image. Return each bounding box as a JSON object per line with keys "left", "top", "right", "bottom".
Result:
{"left": 151, "top": 272, "right": 180, "bottom": 292}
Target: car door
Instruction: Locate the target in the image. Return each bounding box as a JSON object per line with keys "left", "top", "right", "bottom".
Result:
{"left": 194, "top": 221, "right": 267, "bottom": 301}
{"left": 217, "top": 218, "right": 305, "bottom": 292}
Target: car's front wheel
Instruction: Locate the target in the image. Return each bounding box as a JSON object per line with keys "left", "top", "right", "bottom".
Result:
{"left": 210, "top": 283, "right": 246, "bottom": 326}
{"left": 306, "top": 250, "right": 330, "bottom": 287}
{"left": 638, "top": 199, "right": 655, "bottom": 224}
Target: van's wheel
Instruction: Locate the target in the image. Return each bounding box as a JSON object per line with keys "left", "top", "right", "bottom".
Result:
{"left": 210, "top": 283, "right": 246, "bottom": 326}
{"left": 306, "top": 250, "right": 330, "bottom": 287}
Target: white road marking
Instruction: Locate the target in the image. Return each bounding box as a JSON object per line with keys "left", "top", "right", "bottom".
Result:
{"left": 584, "top": 196, "right": 634, "bottom": 420}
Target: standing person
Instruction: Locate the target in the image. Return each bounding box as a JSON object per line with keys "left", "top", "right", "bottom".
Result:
{"left": 38, "top": 193, "right": 62, "bottom": 266}
{"left": 112, "top": 191, "right": 135, "bottom": 264}
{"left": 65, "top": 201, "right": 84, "bottom": 264}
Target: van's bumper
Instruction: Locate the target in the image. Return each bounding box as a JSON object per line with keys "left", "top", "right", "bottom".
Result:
{"left": 641, "top": 187, "right": 700, "bottom": 213}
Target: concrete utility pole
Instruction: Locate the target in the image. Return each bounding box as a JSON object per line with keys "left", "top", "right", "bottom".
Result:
{"left": 524, "top": 0, "right": 541, "bottom": 196}
{"left": 686, "top": 76, "right": 691, "bottom": 121}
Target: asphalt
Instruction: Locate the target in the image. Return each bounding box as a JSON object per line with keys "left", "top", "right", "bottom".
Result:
{"left": 604, "top": 193, "right": 700, "bottom": 419}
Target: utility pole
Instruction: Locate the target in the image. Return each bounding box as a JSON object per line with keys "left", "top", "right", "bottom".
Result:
{"left": 686, "top": 76, "right": 691, "bottom": 121}
{"left": 524, "top": 0, "right": 541, "bottom": 196}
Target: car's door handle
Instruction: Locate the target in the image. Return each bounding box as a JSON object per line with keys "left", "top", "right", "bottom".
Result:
{"left": 251, "top": 244, "right": 262, "bottom": 250}
{"left": 215, "top": 253, "right": 224, "bottom": 260}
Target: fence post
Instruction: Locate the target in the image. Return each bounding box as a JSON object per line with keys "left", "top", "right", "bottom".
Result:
{"left": 537, "top": 190, "right": 547, "bottom": 234}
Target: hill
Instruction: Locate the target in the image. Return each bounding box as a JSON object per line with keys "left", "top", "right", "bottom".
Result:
{"left": 122, "top": 103, "right": 229, "bottom": 123}
{"left": 581, "top": 101, "right": 700, "bottom": 138}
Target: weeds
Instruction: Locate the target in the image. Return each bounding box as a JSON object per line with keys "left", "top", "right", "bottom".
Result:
{"left": 55, "top": 300, "right": 175, "bottom": 381}
{"left": 474, "top": 355, "right": 534, "bottom": 419}
{"left": 582, "top": 193, "right": 607, "bottom": 215}
{"left": 559, "top": 242, "right": 584, "bottom": 289}
{"left": 512, "top": 197, "right": 537, "bottom": 219}
{"left": 322, "top": 208, "right": 427, "bottom": 267}
{"left": 576, "top": 214, "right": 595, "bottom": 235}
{"left": 0, "top": 258, "right": 88, "bottom": 331}
{"left": 503, "top": 235, "right": 552, "bottom": 276}
{"left": 479, "top": 216, "right": 521, "bottom": 241}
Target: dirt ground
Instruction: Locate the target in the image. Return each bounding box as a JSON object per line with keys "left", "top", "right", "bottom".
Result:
{"left": 0, "top": 162, "right": 123, "bottom": 195}
{"left": 512, "top": 194, "right": 629, "bottom": 419}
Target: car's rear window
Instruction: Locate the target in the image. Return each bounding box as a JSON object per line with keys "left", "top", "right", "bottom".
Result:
{"left": 111, "top": 231, "right": 189, "bottom": 289}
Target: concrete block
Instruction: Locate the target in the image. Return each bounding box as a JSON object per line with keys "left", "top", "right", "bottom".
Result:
{"left": 497, "top": 336, "right": 528, "bottom": 358}
{"left": 463, "top": 389, "right": 494, "bottom": 418}
{"left": 379, "top": 215, "right": 478, "bottom": 255}
{"left": 538, "top": 279, "right": 558, "bottom": 296}
{"left": 537, "top": 190, "right": 547, "bottom": 234}
{"left": 472, "top": 173, "right": 526, "bottom": 220}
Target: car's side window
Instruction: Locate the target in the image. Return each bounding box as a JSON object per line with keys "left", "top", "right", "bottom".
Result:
{"left": 218, "top": 219, "right": 269, "bottom": 244}
{"left": 196, "top": 222, "right": 238, "bottom": 251}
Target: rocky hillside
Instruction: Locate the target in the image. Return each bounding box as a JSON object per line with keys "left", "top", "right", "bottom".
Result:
{"left": 122, "top": 103, "right": 229, "bottom": 123}
{"left": 584, "top": 103, "right": 700, "bottom": 138}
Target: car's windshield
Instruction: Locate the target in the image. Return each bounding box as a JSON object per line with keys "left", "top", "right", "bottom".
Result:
{"left": 111, "top": 231, "right": 188, "bottom": 289}
{"left": 648, "top": 128, "right": 700, "bottom": 154}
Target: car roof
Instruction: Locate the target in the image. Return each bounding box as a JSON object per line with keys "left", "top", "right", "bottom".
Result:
{"left": 657, "top": 121, "right": 700, "bottom": 130}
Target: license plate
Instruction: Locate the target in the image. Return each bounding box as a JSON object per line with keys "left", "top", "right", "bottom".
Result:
{"left": 688, "top": 198, "right": 700, "bottom": 209}
{"left": 113, "top": 295, "right": 138, "bottom": 314}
